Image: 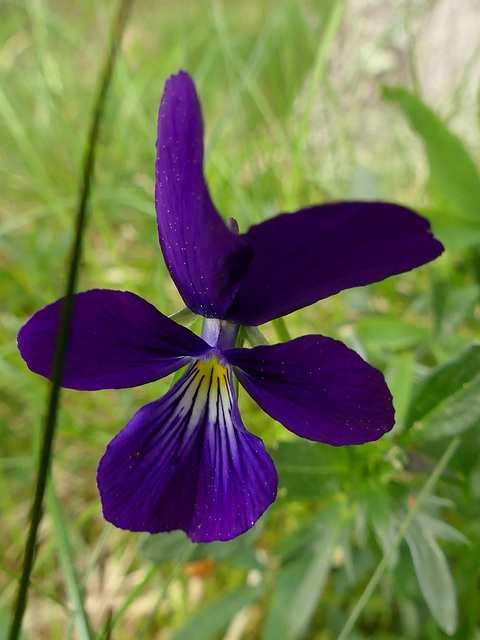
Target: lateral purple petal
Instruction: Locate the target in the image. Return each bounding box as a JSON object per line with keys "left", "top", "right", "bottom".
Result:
{"left": 155, "top": 71, "right": 252, "bottom": 318}
{"left": 17, "top": 289, "right": 210, "bottom": 391}
{"left": 225, "top": 335, "right": 394, "bottom": 446}
{"left": 226, "top": 202, "right": 444, "bottom": 325}
{"left": 97, "top": 360, "right": 277, "bottom": 542}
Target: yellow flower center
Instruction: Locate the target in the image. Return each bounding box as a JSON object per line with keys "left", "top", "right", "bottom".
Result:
{"left": 194, "top": 357, "right": 229, "bottom": 394}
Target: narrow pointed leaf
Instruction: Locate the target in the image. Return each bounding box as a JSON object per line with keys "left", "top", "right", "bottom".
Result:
{"left": 405, "top": 521, "right": 457, "bottom": 635}
{"left": 408, "top": 344, "right": 480, "bottom": 424}
{"left": 141, "top": 526, "right": 261, "bottom": 567}
{"left": 416, "top": 513, "right": 468, "bottom": 546}
{"left": 170, "top": 587, "right": 259, "bottom": 640}
{"left": 383, "top": 86, "right": 480, "bottom": 225}
{"left": 46, "top": 482, "right": 94, "bottom": 640}
{"left": 357, "top": 315, "right": 429, "bottom": 353}
{"left": 406, "top": 344, "right": 480, "bottom": 434}
{"left": 385, "top": 352, "right": 415, "bottom": 432}
{"left": 262, "top": 559, "right": 311, "bottom": 640}
{"left": 287, "top": 522, "right": 341, "bottom": 639}
{"left": 417, "top": 371, "right": 480, "bottom": 440}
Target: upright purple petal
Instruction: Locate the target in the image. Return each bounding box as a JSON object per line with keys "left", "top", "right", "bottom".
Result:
{"left": 155, "top": 71, "right": 252, "bottom": 318}
{"left": 18, "top": 289, "right": 210, "bottom": 390}
{"left": 97, "top": 358, "right": 277, "bottom": 542}
{"left": 225, "top": 335, "right": 394, "bottom": 446}
{"left": 226, "top": 202, "right": 444, "bottom": 325}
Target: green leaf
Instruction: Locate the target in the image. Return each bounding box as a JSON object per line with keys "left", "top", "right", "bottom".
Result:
{"left": 405, "top": 520, "right": 457, "bottom": 635}
{"left": 431, "top": 282, "right": 479, "bottom": 337}
{"left": 425, "top": 208, "right": 480, "bottom": 249}
{"left": 442, "top": 285, "right": 479, "bottom": 333}
{"left": 141, "top": 525, "right": 261, "bottom": 568}
{"left": 406, "top": 344, "right": 480, "bottom": 440}
{"left": 336, "top": 438, "right": 460, "bottom": 640}
{"left": 418, "top": 370, "right": 480, "bottom": 440}
{"left": 264, "top": 504, "right": 345, "bottom": 640}
{"left": 406, "top": 344, "right": 480, "bottom": 428}
{"left": 366, "top": 487, "right": 400, "bottom": 570}
{"left": 287, "top": 522, "right": 342, "bottom": 639}
{"left": 382, "top": 86, "right": 480, "bottom": 226}
{"left": 170, "top": 586, "right": 259, "bottom": 640}
{"left": 141, "top": 530, "right": 191, "bottom": 564}
{"left": 416, "top": 513, "right": 468, "bottom": 546}
{"left": 268, "top": 441, "right": 345, "bottom": 499}
{"left": 262, "top": 559, "right": 311, "bottom": 640}
{"left": 273, "top": 513, "right": 327, "bottom": 562}
{"left": 385, "top": 352, "right": 415, "bottom": 433}
{"left": 357, "top": 316, "right": 429, "bottom": 352}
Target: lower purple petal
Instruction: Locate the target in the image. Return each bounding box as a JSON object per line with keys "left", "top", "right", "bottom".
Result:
{"left": 97, "top": 359, "right": 277, "bottom": 542}
{"left": 18, "top": 289, "right": 210, "bottom": 390}
{"left": 225, "top": 335, "right": 394, "bottom": 446}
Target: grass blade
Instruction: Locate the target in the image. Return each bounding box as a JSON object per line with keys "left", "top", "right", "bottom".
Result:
{"left": 7, "top": 1, "right": 134, "bottom": 638}
{"left": 46, "top": 481, "right": 94, "bottom": 640}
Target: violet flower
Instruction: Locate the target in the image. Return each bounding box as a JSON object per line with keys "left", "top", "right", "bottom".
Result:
{"left": 18, "top": 71, "right": 443, "bottom": 543}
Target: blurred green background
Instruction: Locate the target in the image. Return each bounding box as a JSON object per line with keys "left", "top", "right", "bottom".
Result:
{"left": 2, "top": 0, "right": 480, "bottom": 638}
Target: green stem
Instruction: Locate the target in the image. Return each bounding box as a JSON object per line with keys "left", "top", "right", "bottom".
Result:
{"left": 168, "top": 307, "right": 198, "bottom": 327}
{"left": 336, "top": 436, "right": 460, "bottom": 640}
{"left": 7, "top": 2, "right": 134, "bottom": 638}
{"left": 244, "top": 325, "right": 270, "bottom": 346}
{"left": 272, "top": 317, "right": 291, "bottom": 342}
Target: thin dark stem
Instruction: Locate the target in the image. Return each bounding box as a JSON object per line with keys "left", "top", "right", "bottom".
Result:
{"left": 8, "top": 1, "right": 134, "bottom": 638}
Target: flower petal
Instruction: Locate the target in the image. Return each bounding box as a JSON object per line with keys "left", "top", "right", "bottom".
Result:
{"left": 226, "top": 202, "right": 444, "bottom": 325}
{"left": 225, "top": 335, "right": 394, "bottom": 445}
{"left": 155, "top": 71, "right": 252, "bottom": 318}
{"left": 18, "top": 289, "right": 210, "bottom": 390}
{"left": 97, "top": 358, "right": 277, "bottom": 542}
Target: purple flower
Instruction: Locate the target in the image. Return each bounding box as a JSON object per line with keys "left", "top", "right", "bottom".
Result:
{"left": 18, "top": 71, "right": 443, "bottom": 543}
